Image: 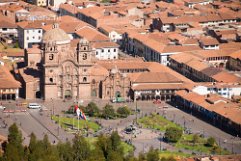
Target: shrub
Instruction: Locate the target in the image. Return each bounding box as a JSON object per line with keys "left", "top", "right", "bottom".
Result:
{"left": 205, "top": 137, "right": 216, "bottom": 147}
{"left": 102, "top": 104, "right": 116, "bottom": 119}
{"left": 85, "top": 102, "right": 100, "bottom": 117}
{"left": 164, "top": 127, "right": 182, "bottom": 143}
{"left": 117, "top": 106, "right": 130, "bottom": 118}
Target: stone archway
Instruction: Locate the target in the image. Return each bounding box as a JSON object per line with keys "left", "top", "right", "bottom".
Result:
{"left": 115, "top": 91, "right": 121, "bottom": 98}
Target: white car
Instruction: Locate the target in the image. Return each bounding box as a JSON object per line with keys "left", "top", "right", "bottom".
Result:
{"left": 28, "top": 103, "right": 41, "bottom": 109}
{"left": 0, "top": 106, "right": 6, "bottom": 110}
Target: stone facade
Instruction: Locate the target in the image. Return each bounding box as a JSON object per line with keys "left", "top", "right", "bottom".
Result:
{"left": 42, "top": 32, "right": 93, "bottom": 100}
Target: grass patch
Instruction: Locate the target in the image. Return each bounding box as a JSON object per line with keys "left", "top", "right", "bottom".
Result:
{"left": 52, "top": 115, "right": 100, "bottom": 132}
{"left": 138, "top": 114, "right": 182, "bottom": 131}
{"left": 159, "top": 151, "right": 192, "bottom": 159}
{"left": 175, "top": 134, "right": 230, "bottom": 155}
{"left": 0, "top": 43, "right": 22, "bottom": 53}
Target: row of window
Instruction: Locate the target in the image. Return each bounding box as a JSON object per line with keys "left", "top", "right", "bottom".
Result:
{"left": 26, "top": 36, "right": 41, "bottom": 41}
{"left": 27, "top": 30, "right": 41, "bottom": 34}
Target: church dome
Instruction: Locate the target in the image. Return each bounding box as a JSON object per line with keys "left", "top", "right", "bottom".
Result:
{"left": 42, "top": 23, "right": 70, "bottom": 45}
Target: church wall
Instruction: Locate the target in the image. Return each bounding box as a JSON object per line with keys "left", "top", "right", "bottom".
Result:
{"left": 44, "top": 85, "right": 58, "bottom": 100}
{"left": 79, "top": 84, "right": 91, "bottom": 99}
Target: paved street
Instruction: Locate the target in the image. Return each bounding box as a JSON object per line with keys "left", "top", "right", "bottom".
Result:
{"left": 0, "top": 99, "right": 241, "bottom": 155}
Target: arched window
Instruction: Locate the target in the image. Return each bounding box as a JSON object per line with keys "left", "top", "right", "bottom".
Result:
{"left": 83, "top": 77, "right": 87, "bottom": 82}
{"left": 49, "top": 78, "right": 53, "bottom": 83}
{"left": 49, "top": 54, "right": 54, "bottom": 60}
{"left": 83, "top": 53, "right": 87, "bottom": 60}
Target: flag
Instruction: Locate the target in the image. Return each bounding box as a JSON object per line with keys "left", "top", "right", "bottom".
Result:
{"left": 74, "top": 105, "right": 79, "bottom": 112}
{"left": 80, "top": 109, "right": 87, "bottom": 120}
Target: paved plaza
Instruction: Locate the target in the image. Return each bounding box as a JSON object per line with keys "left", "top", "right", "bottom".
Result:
{"left": 0, "top": 99, "right": 241, "bottom": 155}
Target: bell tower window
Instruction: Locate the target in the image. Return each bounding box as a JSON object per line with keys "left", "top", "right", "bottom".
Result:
{"left": 83, "top": 53, "right": 87, "bottom": 60}
{"left": 49, "top": 54, "right": 54, "bottom": 60}
{"left": 83, "top": 77, "right": 87, "bottom": 82}
{"left": 49, "top": 78, "right": 53, "bottom": 83}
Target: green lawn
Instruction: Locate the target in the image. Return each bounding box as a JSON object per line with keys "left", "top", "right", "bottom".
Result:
{"left": 85, "top": 137, "right": 134, "bottom": 156}
{"left": 138, "top": 114, "right": 182, "bottom": 131}
{"left": 52, "top": 115, "right": 100, "bottom": 132}
{"left": 138, "top": 114, "right": 230, "bottom": 155}
{"left": 159, "top": 151, "right": 192, "bottom": 159}
{"left": 175, "top": 134, "right": 230, "bottom": 155}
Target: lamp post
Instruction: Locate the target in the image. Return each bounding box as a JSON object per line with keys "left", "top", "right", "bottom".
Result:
{"left": 135, "top": 99, "right": 138, "bottom": 125}
{"left": 160, "top": 133, "right": 163, "bottom": 151}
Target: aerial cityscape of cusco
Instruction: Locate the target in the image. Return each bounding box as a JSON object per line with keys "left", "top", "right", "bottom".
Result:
{"left": 0, "top": 0, "right": 241, "bottom": 160}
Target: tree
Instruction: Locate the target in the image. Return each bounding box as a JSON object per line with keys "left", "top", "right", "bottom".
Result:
{"left": 110, "top": 131, "right": 121, "bottom": 151}
{"left": 138, "top": 152, "right": 146, "bottom": 161}
{"left": 102, "top": 104, "right": 116, "bottom": 119}
{"left": 117, "top": 106, "right": 131, "bottom": 118}
{"left": 192, "top": 134, "right": 200, "bottom": 146}
{"left": 72, "top": 134, "right": 91, "bottom": 161}
{"left": 57, "top": 141, "right": 73, "bottom": 161}
{"left": 206, "top": 137, "right": 216, "bottom": 147}
{"left": 2, "top": 123, "right": 24, "bottom": 161}
{"left": 96, "top": 134, "right": 112, "bottom": 159}
{"left": 164, "top": 127, "right": 182, "bottom": 143}
{"left": 161, "top": 156, "right": 176, "bottom": 161}
{"left": 146, "top": 147, "right": 159, "bottom": 161}
{"left": 86, "top": 102, "right": 100, "bottom": 117}
{"left": 28, "top": 134, "right": 59, "bottom": 161}
{"left": 107, "top": 150, "right": 124, "bottom": 161}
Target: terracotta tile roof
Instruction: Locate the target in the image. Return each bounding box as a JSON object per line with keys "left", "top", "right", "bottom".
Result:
{"left": 17, "top": 20, "right": 55, "bottom": 29}
{"left": 90, "top": 64, "right": 109, "bottom": 76}
{"left": 176, "top": 90, "right": 241, "bottom": 125}
{"left": 0, "top": 18, "right": 16, "bottom": 28}
{"left": 132, "top": 83, "right": 185, "bottom": 90}
{"left": 162, "top": 45, "right": 201, "bottom": 53}
{"left": 92, "top": 41, "right": 119, "bottom": 49}
{"left": 0, "top": 65, "right": 21, "bottom": 89}
{"left": 78, "top": 6, "right": 104, "bottom": 19}
{"left": 59, "top": 3, "right": 80, "bottom": 14}
{"left": 26, "top": 45, "right": 41, "bottom": 54}
{"left": 229, "top": 50, "right": 241, "bottom": 60}
{"left": 212, "top": 71, "right": 241, "bottom": 83}
{"left": 219, "top": 42, "right": 241, "bottom": 50}
{"left": 132, "top": 72, "right": 183, "bottom": 83}
{"left": 201, "top": 66, "right": 222, "bottom": 77}
{"left": 199, "top": 37, "right": 219, "bottom": 46}
{"left": 75, "top": 26, "right": 109, "bottom": 42}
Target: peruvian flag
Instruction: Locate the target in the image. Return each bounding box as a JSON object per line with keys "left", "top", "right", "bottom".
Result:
{"left": 80, "top": 109, "right": 87, "bottom": 120}
{"left": 74, "top": 105, "right": 79, "bottom": 112}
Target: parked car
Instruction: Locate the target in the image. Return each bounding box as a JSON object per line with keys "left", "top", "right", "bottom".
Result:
{"left": 0, "top": 106, "right": 6, "bottom": 110}
{"left": 28, "top": 103, "right": 41, "bottom": 109}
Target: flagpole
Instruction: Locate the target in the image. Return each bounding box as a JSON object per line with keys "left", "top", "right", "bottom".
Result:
{"left": 78, "top": 115, "right": 79, "bottom": 132}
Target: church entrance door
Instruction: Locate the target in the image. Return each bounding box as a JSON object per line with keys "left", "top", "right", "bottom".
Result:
{"left": 65, "top": 90, "right": 72, "bottom": 100}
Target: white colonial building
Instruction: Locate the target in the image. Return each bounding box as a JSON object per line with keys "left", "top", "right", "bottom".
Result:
{"left": 92, "top": 41, "right": 119, "bottom": 60}
{"left": 192, "top": 83, "right": 241, "bottom": 99}
{"left": 18, "top": 25, "right": 43, "bottom": 49}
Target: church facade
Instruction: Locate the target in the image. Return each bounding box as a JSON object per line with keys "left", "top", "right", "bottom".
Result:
{"left": 42, "top": 23, "right": 94, "bottom": 100}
